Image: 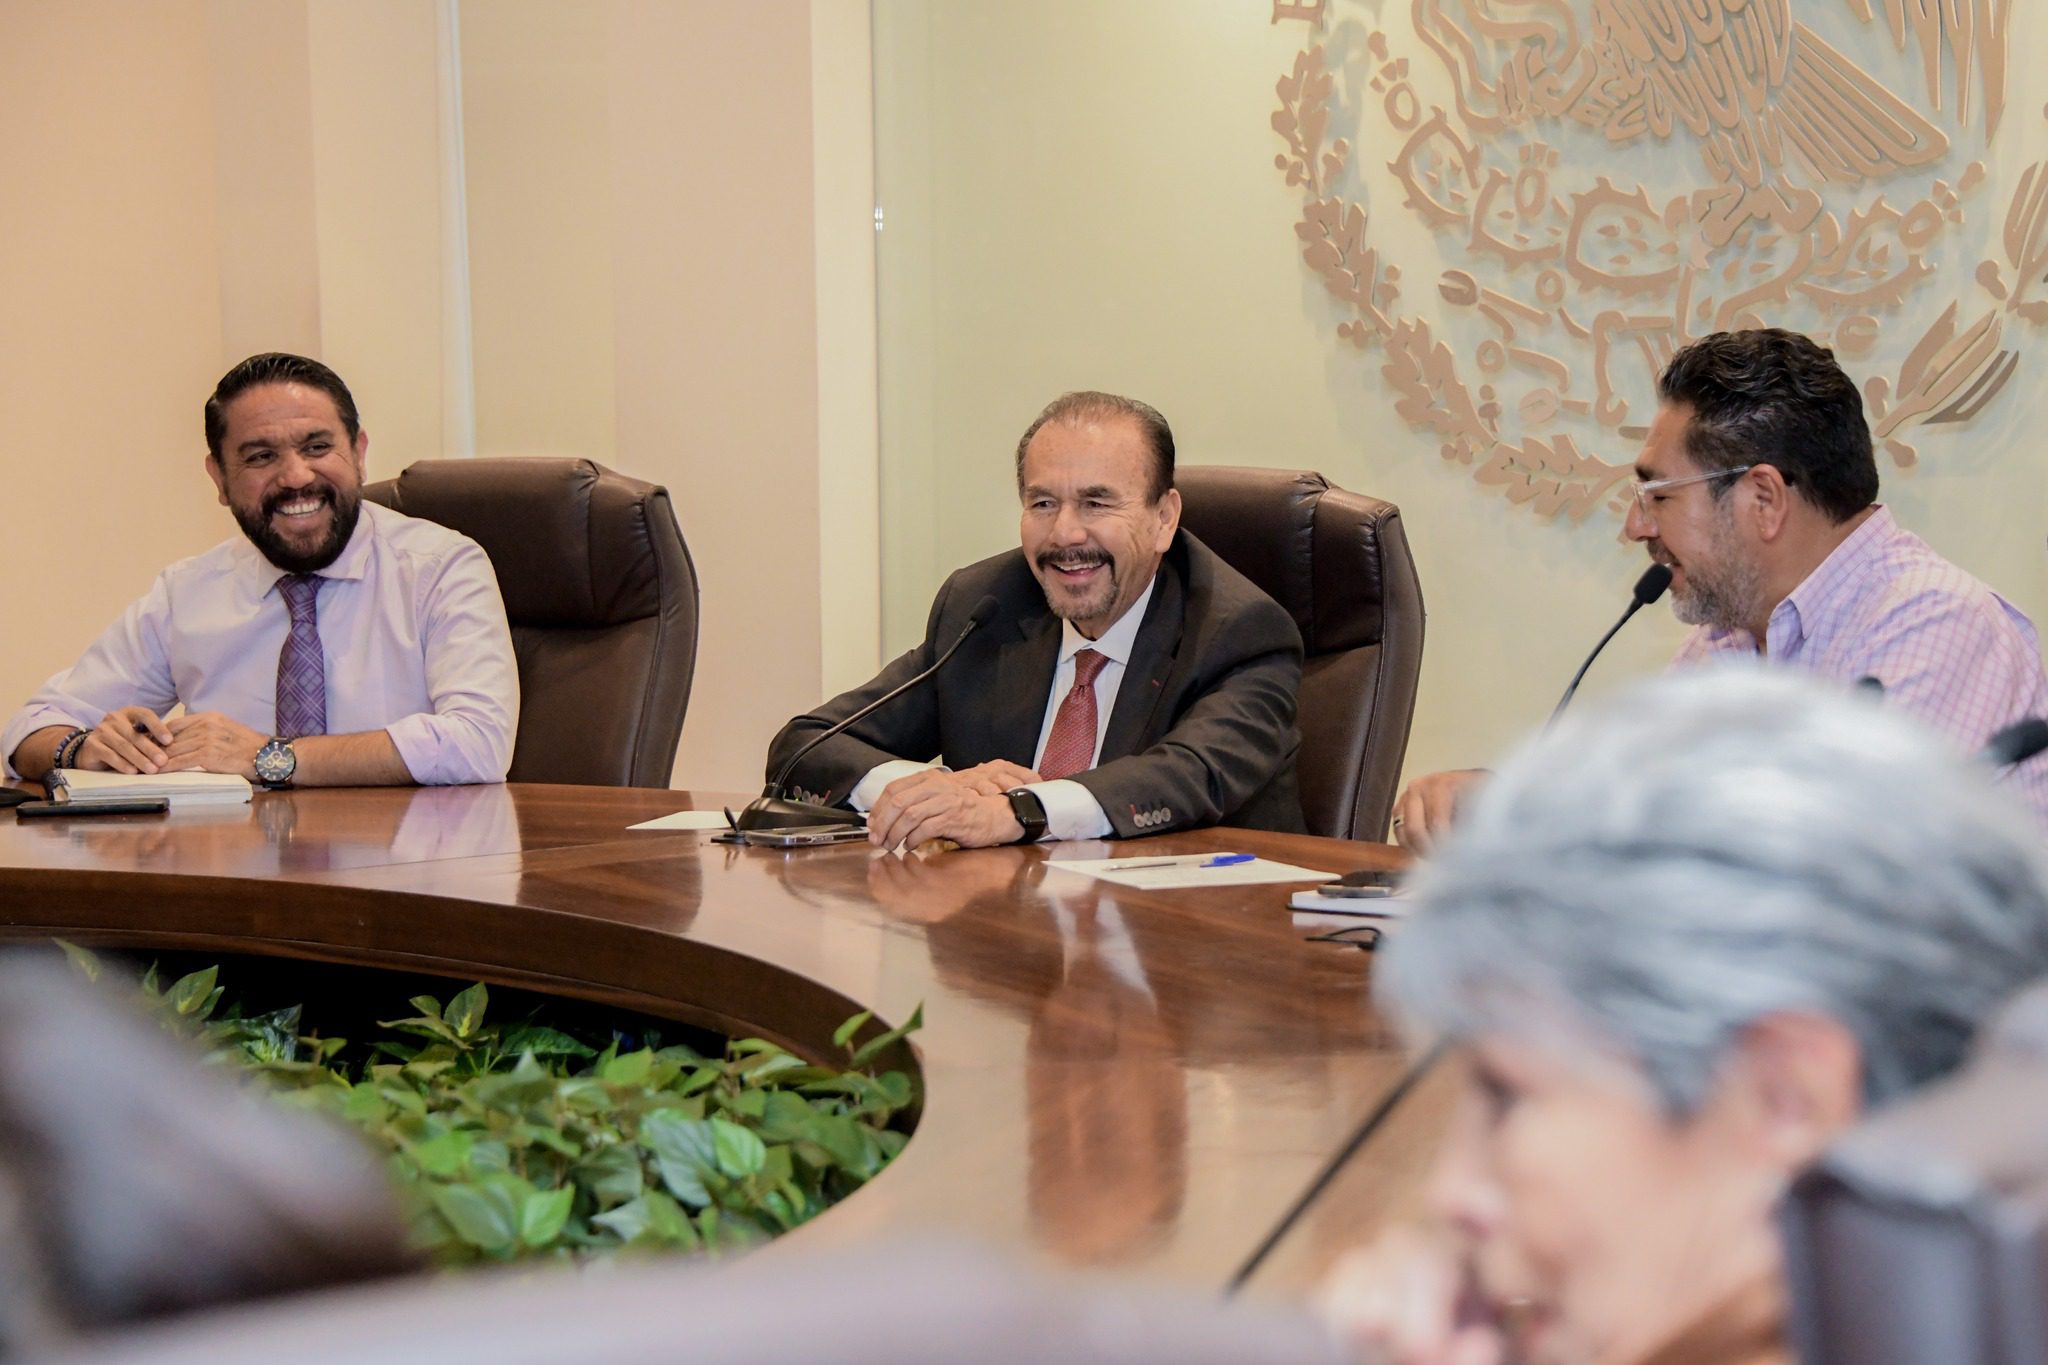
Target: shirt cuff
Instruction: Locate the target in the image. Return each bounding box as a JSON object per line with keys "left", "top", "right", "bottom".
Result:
{"left": 1027, "top": 779, "right": 1111, "bottom": 842}
{"left": 850, "top": 759, "right": 944, "bottom": 812}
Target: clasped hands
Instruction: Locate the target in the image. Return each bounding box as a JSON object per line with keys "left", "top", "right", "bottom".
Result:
{"left": 74, "top": 705, "right": 267, "bottom": 781}
{"left": 866, "top": 760, "right": 1042, "bottom": 851}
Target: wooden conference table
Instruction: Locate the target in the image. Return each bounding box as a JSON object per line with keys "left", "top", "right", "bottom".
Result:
{"left": 0, "top": 783, "right": 1453, "bottom": 1297}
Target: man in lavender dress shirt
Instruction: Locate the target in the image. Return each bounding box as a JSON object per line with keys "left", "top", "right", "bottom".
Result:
{"left": 1394, "top": 328, "right": 2048, "bottom": 851}
{"left": 3, "top": 353, "right": 517, "bottom": 788}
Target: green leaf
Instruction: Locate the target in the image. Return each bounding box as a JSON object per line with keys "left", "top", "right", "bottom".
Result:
{"left": 413, "top": 1128, "right": 475, "bottom": 1178}
{"left": 342, "top": 1084, "right": 390, "bottom": 1126}
{"left": 591, "top": 1190, "right": 694, "bottom": 1247}
{"left": 429, "top": 1181, "right": 520, "bottom": 1254}
{"left": 519, "top": 1186, "right": 575, "bottom": 1247}
{"left": 445, "top": 983, "right": 489, "bottom": 1039}
{"left": 409, "top": 994, "right": 445, "bottom": 1021}
{"left": 872, "top": 1070, "right": 913, "bottom": 1110}
{"left": 848, "top": 1004, "right": 923, "bottom": 1068}
{"left": 756, "top": 1091, "right": 815, "bottom": 1142}
{"left": 169, "top": 966, "right": 219, "bottom": 1018}
{"left": 54, "top": 939, "right": 101, "bottom": 982}
{"left": 831, "top": 1011, "right": 872, "bottom": 1050}
{"left": 601, "top": 1047, "right": 654, "bottom": 1086}
{"left": 719, "top": 1089, "right": 767, "bottom": 1120}
{"left": 474, "top": 1053, "right": 554, "bottom": 1111}
{"left": 378, "top": 1015, "right": 464, "bottom": 1047}
{"left": 574, "top": 1143, "right": 644, "bottom": 1207}
{"left": 711, "top": 1118, "right": 767, "bottom": 1179}
{"left": 500, "top": 1023, "right": 598, "bottom": 1058}
{"left": 728, "top": 1037, "right": 786, "bottom": 1057}
{"left": 676, "top": 1065, "right": 721, "bottom": 1097}
{"left": 639, "top": 1109, "right": 718, "bottom": 1207}
{"left": 800, "top": 1113, "right": 869, "bottom": 1172}
{"left": 557, "top": 1078, "right": 615, "bottom": 1115}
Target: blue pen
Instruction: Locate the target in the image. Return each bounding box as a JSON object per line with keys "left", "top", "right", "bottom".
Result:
{"left": 1203, "top": 853, "right": 1255, "bottom": 867}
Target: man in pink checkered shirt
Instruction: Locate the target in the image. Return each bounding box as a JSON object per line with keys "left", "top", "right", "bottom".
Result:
{"left": 1395, "top": 328, "right": 2048, "bottom": 851}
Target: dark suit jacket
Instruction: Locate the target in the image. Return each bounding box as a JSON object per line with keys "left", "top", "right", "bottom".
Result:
{"left": 766, "top": 532, "right": 1306, "bottom": 838}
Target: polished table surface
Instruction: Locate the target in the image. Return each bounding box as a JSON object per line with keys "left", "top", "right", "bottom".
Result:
{"left": 0, "top": 785, "right": 1452, "bottom": 1296}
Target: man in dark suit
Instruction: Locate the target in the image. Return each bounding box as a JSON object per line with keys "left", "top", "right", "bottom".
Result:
{"left": 767, "top": 391, "right": 1304, "bottom": 850}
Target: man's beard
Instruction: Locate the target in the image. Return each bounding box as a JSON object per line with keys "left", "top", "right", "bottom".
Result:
{"left": 1667, "top": 508, "right": 1762, "bottom": 632}
{"left": 1036, "top": 548, "right": 1117, "bottom": 623}
{"left": 234, "top": 485, "right": 361, "bottom": 574}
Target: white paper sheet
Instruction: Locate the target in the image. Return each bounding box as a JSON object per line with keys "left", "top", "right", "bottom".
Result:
{"left": 1043, "top": 854, "right": 1337, "bottom": 891}
{"left": 626, "top": 809, "right": 734, "bottom": 832}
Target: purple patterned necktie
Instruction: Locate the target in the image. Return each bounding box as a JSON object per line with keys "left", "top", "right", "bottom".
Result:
{"left": 275, "top": 574, "right": 328, "bottom": 739}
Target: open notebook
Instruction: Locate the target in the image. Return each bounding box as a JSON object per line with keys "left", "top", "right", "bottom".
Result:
{"left": 50, "top": 769, "right": 253, "bottom": 807}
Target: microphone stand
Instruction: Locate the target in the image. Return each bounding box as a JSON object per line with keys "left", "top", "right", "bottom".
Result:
{"left": 729, "top": 599, "right": 999, "bottom": 834}
{"left": 1238, "top": 565, "right": 1676, "bottom": 1295}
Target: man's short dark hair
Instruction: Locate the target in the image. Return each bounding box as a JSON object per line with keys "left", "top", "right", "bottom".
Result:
{"left": 205, "top": 353, "right": 361, "bottom": 462}
{"left": 1014, "top": 391, "right": 1175, "bottom": 503}
{"left": 1655, "top": 328, "right": 1878, "bottom": 523}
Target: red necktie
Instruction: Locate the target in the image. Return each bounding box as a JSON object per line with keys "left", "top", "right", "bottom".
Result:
{"left": 1039, "top": 650, "right": 1109, "bottom": 780}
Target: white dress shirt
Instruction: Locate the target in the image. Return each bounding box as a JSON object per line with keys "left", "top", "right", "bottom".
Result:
{"left": 2, "top": 502, "right": 518, "bottom": 785}
{"left": 850, "top": 577, "right": 1158, "bottom": 840}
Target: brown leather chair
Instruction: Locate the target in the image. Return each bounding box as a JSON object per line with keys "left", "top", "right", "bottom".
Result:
{"left": 1175, "top": 467, "right": 1424, "bottom": 841}
{"left": 1782, "top": 977, "right": 2048, "bottom": 1364}
{"left": 363, "top": 458, "right": 698, "bottom": 787}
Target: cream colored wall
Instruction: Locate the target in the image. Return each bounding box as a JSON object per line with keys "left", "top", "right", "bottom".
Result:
{"left": 0, "top": 0, "right": 227, "bottom": 721}
{"left": 872, "top": 2, "right": 2048, "bottom": 790}
{"left": 3, "top": 1, "right": 879, "bottom": 794}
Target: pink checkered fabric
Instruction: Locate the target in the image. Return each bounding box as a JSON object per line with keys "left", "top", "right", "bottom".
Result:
{"left": 275, "top": 574, "right": 328, "bottom": 739}
{"left": 1672, "top": 507, "right": 2048, "bottom": 831}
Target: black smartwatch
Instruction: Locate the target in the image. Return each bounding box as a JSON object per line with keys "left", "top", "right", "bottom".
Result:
{"left": 1005, "top": 787, "right": 1047, "bottom": 844}
{"left": 253, "top": 737, "right": 298, "bottom": 790}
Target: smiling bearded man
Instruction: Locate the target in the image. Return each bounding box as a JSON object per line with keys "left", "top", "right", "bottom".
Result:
{"left": 766, "top": 391, "right": 1305, "bottom": 850}
{"left": 1389, "top": 327, "right": 2048, "bottom": 853}
{"left": 3, "top": 353, "right": 518, "bottom": 789}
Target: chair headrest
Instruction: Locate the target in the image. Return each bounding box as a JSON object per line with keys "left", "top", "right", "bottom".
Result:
{"left": 363, "top": 458, "right": 672, "bottom": 628}
{"left": 1174, "top": 467, "right": 1401, "bottom": 653}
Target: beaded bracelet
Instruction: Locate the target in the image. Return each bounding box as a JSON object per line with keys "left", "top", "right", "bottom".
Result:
{"left": 55, "top": 728, "right": 88, "bottom": 770}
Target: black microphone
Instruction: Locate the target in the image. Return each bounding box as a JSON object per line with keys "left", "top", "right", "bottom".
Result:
{"left": 732, "top": 595, "right": 1003, "bottom": 833}
{"left": 1549, "top": 564, "right": 1673, "bottom": 724}
{"left": 1983, "top": 717, "right": 2048, "bottom": 770}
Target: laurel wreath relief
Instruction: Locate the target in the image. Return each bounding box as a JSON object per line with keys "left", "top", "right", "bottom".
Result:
{"left": 1271, "top": 1, "right": 2044, "bottom": 523}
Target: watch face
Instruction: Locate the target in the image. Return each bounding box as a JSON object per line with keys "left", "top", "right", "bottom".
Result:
{"left": 1006, "top": 788, "right": 1046, "bottom": 837}
{"left": 254, "top": 740, "right": 295, "bottom": 785}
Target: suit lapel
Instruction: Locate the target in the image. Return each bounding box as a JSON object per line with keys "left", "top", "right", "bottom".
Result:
{"left": 984, "top": 607, "right": 1062, "bottom": 765}
{"left": 1101, "top": 556, "right": 1184, "bottom": 761}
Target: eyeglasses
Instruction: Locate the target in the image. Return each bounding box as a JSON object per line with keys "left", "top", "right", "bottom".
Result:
{"left": 1630, "top": 465, "right": 1753, "bottom": 521}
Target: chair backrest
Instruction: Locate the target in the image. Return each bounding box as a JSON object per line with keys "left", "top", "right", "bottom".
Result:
{"left": 1174, "top": 467, "right": 1424, "bottom": 841}
{"left": 363, "top": 458, "right": 699, "bottom": 787}
{"left": 1781, "top": 977, "right": 2048, "bottom": 1364}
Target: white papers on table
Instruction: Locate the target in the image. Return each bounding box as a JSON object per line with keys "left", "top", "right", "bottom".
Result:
{"left": 626, "top": 809, "right": 735, "bottom": 832}
{"left": 1045, "top": 854, "right": 1337, "bottom": 891}
{"left": 1288, "top": 887, "right": 1408, "bottom": 915}
{"left": 1290, "top": 886, "right": 1408, "bottom": 932}
{"left": 51, "top": 768, "right": 251, "bottom": 808}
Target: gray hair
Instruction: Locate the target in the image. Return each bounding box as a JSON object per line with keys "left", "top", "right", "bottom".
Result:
{"left": 1381, "top": 665, "right": 2048, "bottom": 1116}
{"left": 1013, "top": 392, "right": 1175, "bottom": 503}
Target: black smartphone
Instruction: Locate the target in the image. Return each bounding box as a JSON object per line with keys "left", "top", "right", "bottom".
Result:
{"left": 1324, "top": 866, "right": 1403, "bottom": 897}
{"left": 0, "top": 788, "right": 34, "bottom": 808}
{"left": 741, "top": 824, "right": 869, "bottom": 848}
{"left": 16, "top": 798, "right": 170, "bottom": 818}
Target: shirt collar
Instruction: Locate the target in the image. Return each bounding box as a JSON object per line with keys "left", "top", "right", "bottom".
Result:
{"left": 1058, "top": 574, "right": 1158, "bottom": 669}
{"left": 1770, "top": 505, "right": 1894, "bottom": 650}
{"left": 234, "top": 496, "right": 378, "bottom": 595}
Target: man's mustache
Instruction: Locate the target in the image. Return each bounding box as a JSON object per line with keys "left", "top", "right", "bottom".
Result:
{"left": 1037, "top": 550, "right": 1111, "bottom": 571}
{"left": 262, "top": 485, "right": 334, "bottom": 517}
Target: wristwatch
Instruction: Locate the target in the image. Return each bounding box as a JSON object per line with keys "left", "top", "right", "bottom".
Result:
{"left": 1005, "top": 787, "right": 1047, "bottom": 844}
{"left": 254, "top": 737, "right": 298, "bottom": 790}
